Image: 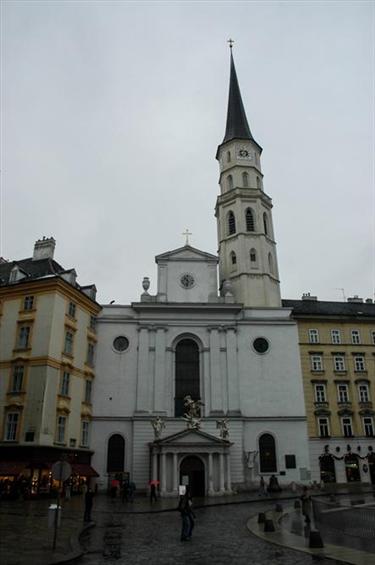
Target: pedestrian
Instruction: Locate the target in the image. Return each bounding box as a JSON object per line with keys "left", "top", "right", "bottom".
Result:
{"left": 258, "top": 476, "right": 267, "bottom": 496}
{"left": 121, "top": 481, "right": 129, "bottom": 502}
{"left": 178, "top": 486, "right": 195, "bottom": 541}
{"left": 150, "top": 483, "right": 157, "bottom": 503}
{"left": 128, "top": 481, "right": 136, "bottom": 502}
{"left": 84, "top": 487, "right": 95, "bottom": 522}
{"left": 300, "top": 486, "right": 311, "bottom": 524}
{"left": 110, "top": 478, "right": 119, "bottom": 498}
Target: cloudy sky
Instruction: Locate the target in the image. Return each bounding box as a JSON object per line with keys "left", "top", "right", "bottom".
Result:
{"left": 1, "top": 1, "right": 374, "bottom": 304}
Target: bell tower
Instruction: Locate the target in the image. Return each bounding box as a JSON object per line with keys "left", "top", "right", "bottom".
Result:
{"left": 215, "top": 46, "right": 281, "bottom": 308}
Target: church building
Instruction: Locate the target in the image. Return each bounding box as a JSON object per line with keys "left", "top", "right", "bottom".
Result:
{"left": 91, "top": 50, "right": 310, "bottom": 496}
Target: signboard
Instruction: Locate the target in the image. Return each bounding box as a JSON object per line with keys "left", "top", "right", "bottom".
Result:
{"left": 52, "top": 461, "right": 72, "bottom": 482}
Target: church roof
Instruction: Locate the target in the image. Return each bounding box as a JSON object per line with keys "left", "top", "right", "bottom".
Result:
{"left": 220, "top": 52, "right": 261, "bottom": 151}
{"left": 155, "top": 244, "right": 218, "bottom": 263}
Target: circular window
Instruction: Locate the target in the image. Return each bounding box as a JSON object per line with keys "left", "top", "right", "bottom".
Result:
{"left": 113, "top": 336, "right": 129, "bottom": 352}
{"left": 253, "top": 337, "right": 269, "bottom": 354}
{"left": 180, "top": 273, "right": 195, "bottom": 289}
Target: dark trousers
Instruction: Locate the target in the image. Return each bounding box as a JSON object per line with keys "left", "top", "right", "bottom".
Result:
{"left": 181, "top": 513, "right": 194, "bottom": 540}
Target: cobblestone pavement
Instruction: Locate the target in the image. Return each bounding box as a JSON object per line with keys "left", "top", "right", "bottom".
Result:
{"left": 79, "top": 501, "right": 344, "bottom": 565}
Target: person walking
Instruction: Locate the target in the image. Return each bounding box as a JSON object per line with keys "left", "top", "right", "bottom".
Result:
{"left": 150, "top": 483, "right": 157, "bottom": 503}
{"left": 258, "top": 476, "right": 267, "bottom": 496}
{"left": 300, "top": 486, "right": 311, "bottom": 524}
{"left": 84, "top": 487, "right": 95, "bottom": 522}
{"left": 178, "top": 486, "right": 195, "bottom": 541}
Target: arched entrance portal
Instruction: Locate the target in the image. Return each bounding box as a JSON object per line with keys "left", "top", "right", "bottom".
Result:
{"left": 180, "top": 456, "right": 205, "bottom": 497}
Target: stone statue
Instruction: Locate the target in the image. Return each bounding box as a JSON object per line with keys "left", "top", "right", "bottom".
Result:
{"left": 183, "top": 395, "right": 204, "bottom": 429}
{"left": 151, "top": 416, "right": 165, "bottom": 439}
{"left": 216, "top": 418, "right": 229, "bottom": 440}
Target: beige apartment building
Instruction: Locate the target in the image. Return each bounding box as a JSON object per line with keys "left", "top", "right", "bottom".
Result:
{"left": 284, "top": 295, "right": 375, "bottom": 485}
{"left": 0, "top": 238, "right": 101, "bottom": 495}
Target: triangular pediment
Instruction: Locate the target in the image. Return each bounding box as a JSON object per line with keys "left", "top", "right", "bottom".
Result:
{"left": 154, "top": 427, "right": 229, "bottom": 446}
{"left": 156, "top": 245, "right": 218, "bottom": 264}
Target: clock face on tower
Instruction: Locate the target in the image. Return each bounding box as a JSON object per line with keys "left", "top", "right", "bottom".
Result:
{"left": 180, "top": 273, "right": 195, "bottom": 289}
{"left": 238, "top": 147, "right": 252, "bottom": 159}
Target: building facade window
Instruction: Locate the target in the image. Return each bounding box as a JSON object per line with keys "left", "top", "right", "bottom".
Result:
{"left": 308, "top": 329, "right": 319, "bottom": 344}
{"left": 23, "top": 296, "right": 34, "bottom": 310}
{"left": 60, "top": 372, "right": 70, "bottom": 396}
{"left": 371, "top": 330, "right": 375, "bottom": 345}
{"left": 227, "top": 211, "right": 236, "bottom": 235}
{"left": 245, "top": 208, "right": 255, "bottom": 231}
{"left": 81, "top": 421, "right": 90, "bottom": 446}
{"left": 268, "top": 253, "right": 274, "bottom": 275}
{"left": 311, "top": 355, "right": 323, "bottom": 372}
{"left": 89, "top": 316, "right": 97, "bottom": 331}
{"left": 351, "top": 330, "right": 361, "bottom": 344}
{"left": 85, "top": 380, "right": 92, "bottom": 404}
{"left": 337, "top": 384, "right": 349, "bottom": 403}
{"left": 17, "top": 326, "right": 31, "bottom": 349}
{"left": 256, "top": 176, "right": 261, "bottom": 189}
{"left": 5, "top": 412, "right": 19, "bottom": 441}
{"left": 87, "top": 343, "right": 95, "bottom": 366}
{"left": 259, "top": 433, "right": 277, "bottom": 473}
{"left": 341, "top": 417, "right": 353, "bottom": 437}
{"left": 242, "top": 172, "right": 249, "bottom": 187}
{"left": 227, "top": 174, "right": 233, "bottom": 191}
{"left": 317, "top": 417, "right": 330, "bottom": 437}
{"left": 354, "top": 355, "right": 366, "bottom": 372}
{"left": 230, "top": 251, "right": 237, "bottom": 266}
{"left": 11, "top": 366, "right": 24, "bottom": 392}
{"left": 64, "top": 331, "right": 74, "bottom": 355}
{"left": 226, "top": 150, "right": 231, "bottom": 163}
{"left": 314, "top": 384, "right": 326, "bottom": 403}
{"left": 331, "top": 329, "right": 341, "bottom": 344}
{"left": 358, "top": 384, "right": 370, "bottom": 403}
{"left": 333, "top": 355, "right": 346, "bottom": 372}
{"left": 250, "top": 248, "right": 257, "bottom": 264}
{"left": 56, "top": 415, "right": 66, "bottom": 443}
{"left": 68, "top": 302, "right": 76, "bottom": 318}
{"left": 363, "top": 417, "right": 374, "bottom": 437}
{"left": 263, "top": 212, "right": 269, "bottom": 235}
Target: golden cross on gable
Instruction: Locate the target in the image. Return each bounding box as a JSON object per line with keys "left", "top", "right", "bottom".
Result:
{"left": 228, "top": 38, "right": 234, "bottom": 50}
{"left": 182, "top": 228, "right": 192, "bottom": 246}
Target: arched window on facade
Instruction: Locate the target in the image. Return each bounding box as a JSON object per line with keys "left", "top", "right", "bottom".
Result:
{"left": 256, "top": 176, "right": 261, "bottom": 190}
{"left": 263, "top": 212, "right": 269, "bottom": 236}
{"left": 226, "top": 151, "right": 231, "bottom": 163}
{"left": 230, "top": 251, "right": 237, "bottom": 266}
{"left": 268, "top": 253, "right": 274, "bottom": 275}
{"left": 227, "top": 211, "right": 236, "bottom": 235}
{"left": 227, "top": 175, "right": 233, "bottom": 191}
{"left": 250, "top": 248, "right": 257, "bottom": 266}
{"left": 246, "top": 208, "right": 255, "bottom": 232}
{"left": 107, "top": 434, "right": 125, "bottom": 473}
{"left": 242, "top": 172, "right": 249, "bottom": 187}
{"left": 259, "top": 433, "right": 277, "bottom": 473}
{"left": 175, "top": 339, "right": 200, "bottom": 417}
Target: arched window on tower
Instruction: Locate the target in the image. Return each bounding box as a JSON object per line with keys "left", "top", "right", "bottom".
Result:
{"left": 227, "top": 175, "right": 233, "bottom": 191}
{"left": 226, "top": 151, "right": 231, "bottom": 163}
{"left": 259, "top": 433, "right": 277, "bottom": 473}
{"left": 107, "top": 434, "right": 125, "bottom": 473}
{"left": 250, "top": 248, "right": 257, "bottom": 266}
{"left": 263, "top": 212, "right": 269, "bottom": 236}
{"left": 175, "top": 339, "right": 200, "bottom": 417}
{"left": 242, "top": 172, "right": 249, "bottom": 187}
{"left": 246, "top": 208, "right": 255, "bottom": 232}
{"left": 227, "top": 211, "right": 236, "bottom": 235}
{"left": 256, "top": 176, "right": 262, "bottom": 190}
{"left": 230, "top": 251, "right": 237, "bottom": 266}
{"left": 268, "top": 252, "right": 274, "bottom": 275}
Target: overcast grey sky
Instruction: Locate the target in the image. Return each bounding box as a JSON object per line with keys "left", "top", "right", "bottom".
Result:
{"left": 1, "top": 0, "right": 374, "bottom": 304}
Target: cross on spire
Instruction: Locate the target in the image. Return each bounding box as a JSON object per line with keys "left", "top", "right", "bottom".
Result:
{"left": 182, "top": 228, "right": 192, "bottom": 246}
{"left": 228, "top": 38, "right": 234, "bottom": 50}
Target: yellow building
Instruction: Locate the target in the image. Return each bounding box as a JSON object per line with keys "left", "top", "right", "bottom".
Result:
{"left": 284, "top": 295, "right": 375, "bottom": 485}
{"left": 0, "top": 238, "right": 101, "bottom": 495}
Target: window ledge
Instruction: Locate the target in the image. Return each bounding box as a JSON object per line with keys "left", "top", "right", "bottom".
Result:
{"left": 62, "top": 352, "right": 74, "bottom": 359}
{"left": 311, "top": 370, "right": 325, "bottom": 374}
{"left": 6, "top": 391, "right": 26, "bottom": 396}
{"left": 58, "top": 394, "right": 71, "bottom": 401}
{"left": 54, "top": 442, "right": 67, "bottom": 447}
{"left": 354, "top": 370, "right": 368, "bottom": 374}
{"left": 13, "top": 348, "right": 31, "bottom": 353}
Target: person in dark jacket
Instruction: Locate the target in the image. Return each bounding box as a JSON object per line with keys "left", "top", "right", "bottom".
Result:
{"left": 178, "top": 486, "right": 195, "bottom": 541}
{"left": 84, "top": 487, "right": 95, "bottom": 522}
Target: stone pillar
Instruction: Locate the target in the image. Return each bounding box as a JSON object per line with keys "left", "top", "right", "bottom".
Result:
{"left": 173, "top": 452, "right": 178, "bottom": 494}
{"left": 226, "top": 327, "right": 240, "bottom": 415}
{"left": 160, "top": 452, "right": 167, "bottom": 495}
{"left": 154, "top": 327, "right": 167, "bottom": 413}
{"left": 136, "top": 326, "right": 150, "bottom": 412}
{"left": 152, "top": 451, "right": 158, "bottom": 482}
{"left": 208, "top": 452, "right": 214, "bottom": 495}
{"left": 225, "top": 452, "right": 232, "bottom": 494}
{"left": 219, "top": 452, "right": 225, "bottom": 494}
{"left": 209, "top": 327, "right": 223, "bottom": 415}
{"left": 202, "top": 347, "right": 211, "bottom": 413}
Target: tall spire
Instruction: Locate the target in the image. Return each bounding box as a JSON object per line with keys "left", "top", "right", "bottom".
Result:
{"left": 222, "top": 50, "right": 258, "bottom": 147}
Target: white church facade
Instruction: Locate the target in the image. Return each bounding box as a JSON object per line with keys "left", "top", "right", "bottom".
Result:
{"left": 91, "top": 50, "right": 311, "bottom": 495}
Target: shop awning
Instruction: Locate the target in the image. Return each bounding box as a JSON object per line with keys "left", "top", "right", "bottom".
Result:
{"left": 0, "top": 462, "right": 27, "bottom": 476}
{"left": 71, "top": 463, "right": 99, "bottom": 477}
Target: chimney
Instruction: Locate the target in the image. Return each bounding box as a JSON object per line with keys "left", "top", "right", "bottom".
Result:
{"left": 32, "top": 237, "right": 56, "bottom": 261}
{"left": 347, "top": 295, "right": 363, "bottom": 303}
{"left": 302, "top": 293, "right": 317, "bottom": 301}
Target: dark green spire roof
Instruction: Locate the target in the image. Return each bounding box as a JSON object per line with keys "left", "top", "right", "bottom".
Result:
{"left": 221, "top": 52, "right": 260, "bottom": 149}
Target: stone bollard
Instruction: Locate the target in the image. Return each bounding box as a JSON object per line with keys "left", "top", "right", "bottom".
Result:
{"left": 294, "top": 500, "right": 301, "bottom": 509}
{"left": 257, "top": 512, "right": 266, "bottom": 524}
{"left": 309, "top": 530, "right": 324, "bottom": 548}
{"left": 275, "top": 503, "right": 283, "bottom": 513}
{"left": 264, "top": 519, "right": 275, "bottom": 532}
